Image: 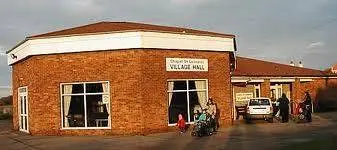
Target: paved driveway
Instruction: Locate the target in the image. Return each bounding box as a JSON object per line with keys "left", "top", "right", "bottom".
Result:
{"left": 0, "top": 112, "right": 336, "bottom": 150}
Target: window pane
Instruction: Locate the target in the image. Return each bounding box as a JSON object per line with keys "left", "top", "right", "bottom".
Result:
{"left": 189, "top": 80, "right": 206, "bottom": 90}
{"left": 63, "top": 95, "right": 85, "bottom": 127}
{"left": 24, "top": 97, "right": 26, "bottom": 114}
{"left": 24, "top": 116, "right": 27, "bottom": 130}
{"left": 255, "top": 89, "right": 260, "bottom": 97}
{"left": 20, "top": 97, "right": 23, "bottom": 114}
{"left": 20, "top": 116, "right": 23, "bottom": 129}
{"left": 86, "top": 95, "right": 109, "bottom": 127}
{"left": 189, "top": 91, "right": 207, "bottom": 122}
{"left": 173, "top": 81, "right": 187, "bottom": 90}
{"left": 168, "top": 92, "right": 188, "bottom": 124}
{"left": 19, "top": 88, "right": 26, "bottom": 93}
{"left": 86, "top": 83, "right": 103, "bottom": 93}
{"left": 62, "top": 84, "right": 84, "bottom": 94}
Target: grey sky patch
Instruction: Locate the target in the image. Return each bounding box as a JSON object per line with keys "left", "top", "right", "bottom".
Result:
{"left": 0, "top": 0, "right": 337, "bottom": 96}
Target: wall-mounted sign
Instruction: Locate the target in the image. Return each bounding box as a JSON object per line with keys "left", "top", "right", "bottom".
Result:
{"left": 236, "top": 93, "right": 253, "bottom": 102}
{"left": 102, "top": 95, "right": 110, "bottom": 104}
{"left": 166, "top": 58, "right": 208, "bottom": 72}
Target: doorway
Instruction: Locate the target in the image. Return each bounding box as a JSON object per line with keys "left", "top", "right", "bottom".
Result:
{"left": 18, "top": 87, "right": 29, "bottom": 133}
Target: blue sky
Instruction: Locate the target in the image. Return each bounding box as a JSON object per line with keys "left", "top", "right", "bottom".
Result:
{"left": 0, "top": 0, "right": 337, "bottom": 97}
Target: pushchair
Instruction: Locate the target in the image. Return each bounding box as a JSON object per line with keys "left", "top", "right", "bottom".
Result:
{"left": 191, "top": 117, "right": 213, "bottom": 137}
{"left": 296, "top": 102, "right": 312, "bottom": 123}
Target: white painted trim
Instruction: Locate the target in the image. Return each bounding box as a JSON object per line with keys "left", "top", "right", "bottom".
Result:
{"left": 270, "top": 79, "right": 295, "bottom": 82}
{"left": 231, "top": 76, "right": 321, "bottom": 79}
{"left": 8, "top": 31, "right": 234, "bottom": 65}
{"left": 60, "top": 81, "right": 111, "bottom": 130}
{"left": 231, "top": 79, "right": 264, "bottom": 83}
{"left": 300, "top": 79, "right": 314, "bottom": 82}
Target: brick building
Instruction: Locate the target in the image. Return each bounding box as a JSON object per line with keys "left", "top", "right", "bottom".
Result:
{"left": 7, "top": 22, "right": 337, "bottom": 136}
{"left": 232, "top": 57, "right": 337, "bottom": 118}
{"left": 7, "top": 22, "right": 236, "bottom": 135}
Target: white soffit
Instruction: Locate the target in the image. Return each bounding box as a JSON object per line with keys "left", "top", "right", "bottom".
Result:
{"left": 231, "top": 79, "right": 264, "bottom": 83}
{"left": 300, "top": 79, "right": 313, "bottom": 82}
{"left": 270, "top": 79, "right": 295, "bottom": 82}
{"left": 7, "top": 31, "right": 234, "bottom": 65}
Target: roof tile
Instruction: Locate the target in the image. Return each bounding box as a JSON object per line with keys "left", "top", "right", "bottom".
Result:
{"left": 29, "top": 22, "right": 235, "bottom": 38}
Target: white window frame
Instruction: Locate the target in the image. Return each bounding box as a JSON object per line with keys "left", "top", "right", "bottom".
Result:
{"left": 254, "top": 84, "right": 261, "bottom": 98}
{"left": 270, "top": 84, "right": 283, "bottom": 100}
{"left": 167, "top": 79, "right": 208, "bottom": 126}
{"left": 60, "top": 81, "right": 111, "bottom": 130}
{"left": 18, "top": 86, "right": 29, "bottom": 133}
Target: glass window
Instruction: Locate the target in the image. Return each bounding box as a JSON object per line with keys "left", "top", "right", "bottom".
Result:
{"left": 61, "top": 82, "right": 110, "bottom": 128}
{"left": 173, "top": 81, "right": 187, "bottom": 90}
{"left": 249, "top": 99, "right": 270, "bottom": 106}
{"left": 168, "top": 80, "right": 208, "bottom": 124}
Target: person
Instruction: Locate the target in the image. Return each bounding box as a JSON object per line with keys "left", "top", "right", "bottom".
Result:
{"left": 279, "top": 93, "right": 290, "bottom": 123}
{"left": 198, "top": 109, "right": 207, "bottom": 122}
{"left": 206, "top": 97, "right": 217, "bottom": 132}
{"left": 194, "top": 110, "right": 201, "bottom": 123}
{"left": 303, "top": 91, "right": 312, "bottom": 122}
{"left": 176, "top": 114, "right": 186, "bottom": 133}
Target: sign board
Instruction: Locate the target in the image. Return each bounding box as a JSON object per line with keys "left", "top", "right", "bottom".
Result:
{"left": 166, "top": 58, "right": 208, "bottom": 72}
{"left": 236, "top": 93, "right": 253, "bottom": 102}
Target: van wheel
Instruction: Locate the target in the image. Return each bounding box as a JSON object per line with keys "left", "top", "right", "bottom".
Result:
{"left": 245, "top": 119, "right": 251, "bottom": 124}
{"left": 268, "top": 118, "right": 274, "bottom": 123}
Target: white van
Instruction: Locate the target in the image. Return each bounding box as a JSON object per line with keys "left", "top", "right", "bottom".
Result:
{"left": 245, "top": 97, "right": 274, "bottom": 123}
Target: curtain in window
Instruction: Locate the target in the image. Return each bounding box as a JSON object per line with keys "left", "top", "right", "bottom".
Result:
{"left": 63, "top": 85, "right": 72, "bottom": 127}
{"left": 168, "top": 82, "right": 174, "bottom": 106}
{"left": 102, "top": 82, "right": 110, "bottom": 115}
{"left": 195, "top": 81, "right": 207, "bottom": 109}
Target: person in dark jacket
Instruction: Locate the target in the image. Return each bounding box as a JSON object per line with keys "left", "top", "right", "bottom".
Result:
{"left": 303, "top": 91, "right": 312, "bottom": 122}
{"left": 279, "top": 93, "right": 290, "bottom": 123}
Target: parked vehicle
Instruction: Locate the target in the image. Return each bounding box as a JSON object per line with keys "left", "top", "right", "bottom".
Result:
{"left": 245, "top": 98, "right": 274, "bottom": 123}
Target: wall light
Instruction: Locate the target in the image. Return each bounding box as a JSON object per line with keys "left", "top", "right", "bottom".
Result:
{"left": 10, "top": 54, "right": 17, "bottom": 59}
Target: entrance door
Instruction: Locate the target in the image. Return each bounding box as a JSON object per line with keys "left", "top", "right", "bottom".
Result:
{"left": 270, "top": 84, "right": 282, "bottom": 102}
{"left": 18, "top": 87, "right": 29, "bottom": 133}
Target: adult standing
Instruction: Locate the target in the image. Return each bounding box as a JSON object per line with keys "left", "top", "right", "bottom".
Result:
{"left": 279, "top": 93, "right": 290, "bottom": 123}
{"left": 206, "top": 97, "right": 217, "bottom": 132}
{"left": 303, "top": 91, "right": 312, "bottom": 122}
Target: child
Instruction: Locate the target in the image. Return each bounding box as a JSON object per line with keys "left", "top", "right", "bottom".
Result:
{"left": 176, "top": 114, "right": 186, "bottom": 133}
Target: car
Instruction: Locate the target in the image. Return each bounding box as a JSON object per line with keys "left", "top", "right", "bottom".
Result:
{"left": 245, "top": 97, "right": 274, "bottom": 123}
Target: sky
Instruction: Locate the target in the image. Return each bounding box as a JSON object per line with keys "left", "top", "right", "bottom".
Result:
{"left": 0, "top": 0, "right": 337, "bottom": 97}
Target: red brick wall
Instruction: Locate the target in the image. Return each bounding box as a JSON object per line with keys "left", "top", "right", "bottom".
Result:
{"left": 261, "top": 79, "right": 270, "bottom": 98}
{"left": 12, "top": 49, "right": 232, "bottom": 135}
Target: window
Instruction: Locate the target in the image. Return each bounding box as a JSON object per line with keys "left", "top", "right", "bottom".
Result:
{"left": 254, "top": 84, "right": 260, "bottom": 98}
{"left": 167, "top": 79, "right": 208, "bottom": 125}
{"left": 249, "top": 99, "right": 270, "bottom": 106}
{"left": 61, "top": 81, "right": 110, "bottom": 129}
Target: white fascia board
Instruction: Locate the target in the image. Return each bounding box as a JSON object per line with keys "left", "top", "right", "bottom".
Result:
{"left": 8, "top": 32, "right": 142, "bottom": 65}
{"left": 299, "top": 79, "right": 313, "bottom": 82}
{"left": 140, "top": 32, "right": 234, "bottom": 51}
{"left": 231, "top": 79, "right": 264, "bottom": 83}
{"left": 7, "top": 31, "right": 234, "bottom": 65}
{"left": 270, "top": 79, "right": 295, "bottom": 82}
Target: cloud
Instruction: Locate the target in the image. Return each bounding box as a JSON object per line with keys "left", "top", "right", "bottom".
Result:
{"left": 0, "top": 86, "right": 10, "bottom": 89}
{"left": 170, "top": 0, "right": 217, "bottom": 6}
{"left": 306, "top": 41, "right": 325, "bottom": 49}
